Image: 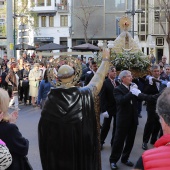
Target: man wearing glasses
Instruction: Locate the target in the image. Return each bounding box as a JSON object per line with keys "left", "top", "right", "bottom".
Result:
{"left": 109, "top": 70, "right": 139, "bottom": 169}
{"left": 100, "top": 66, "right": 119, "bottom": 149}
{"left": 142, "top": 65, "right": 162, "bottom": 150}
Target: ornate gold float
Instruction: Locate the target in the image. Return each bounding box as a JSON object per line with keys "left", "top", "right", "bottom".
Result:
{"left": 110, "top": 16, "right": 150, "bottom": 77}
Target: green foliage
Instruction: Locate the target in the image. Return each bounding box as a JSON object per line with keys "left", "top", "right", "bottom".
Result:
{"left": 0, "top": 25, "right": 6, "bottom": 36}
{"left": 110, "top": 51, "right": 150, "bottom": 71}
{"left": 14, "top": 0, "right": 38, "bottom": 30}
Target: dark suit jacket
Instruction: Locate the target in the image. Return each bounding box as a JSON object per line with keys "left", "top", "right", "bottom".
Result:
{"left": 113, "top": 84, "right": 138, "bottom": 128}
{"left": 160, "top": 71, "right": 168, "bottom": 80}
{"left": 84, "top": 71, "right": 94, "bottom": 86}
{"left": 80, "top": 67, "right": 91, "bottom": 81}
{"left": 143, "top": 80, "right": 159, "bottom": 112}
{"left": 100, "top": 78, "right": 119, "bottom": 115}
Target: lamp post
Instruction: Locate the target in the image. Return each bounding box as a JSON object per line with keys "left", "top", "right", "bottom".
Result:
{"left": 14, "top": 15, "right": 29, "bottom": 58}
{"left": 125, "top": 0, "right": 143, "bottom": 38}
{"left": 13, "top": 0, "right": 16, "bottom": 59}
{"left": 6, "top": 0, "right": 14, "bottom": 58}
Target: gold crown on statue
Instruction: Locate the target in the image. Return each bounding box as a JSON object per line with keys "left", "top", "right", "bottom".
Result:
{"left": 119, "top": 16, "right": 131, "bottom": 31}
{"left": 47, "top": 56, "right": 82, "bottom": 87}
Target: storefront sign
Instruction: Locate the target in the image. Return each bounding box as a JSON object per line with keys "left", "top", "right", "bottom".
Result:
{"left": 34, "top": 37, "right": 53, "bottom": 42}
{"left": 0, "top": 39, "right": 7, "bottom": 46}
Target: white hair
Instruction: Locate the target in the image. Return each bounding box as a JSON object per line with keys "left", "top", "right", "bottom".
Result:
{"left": 118, "top": 70, "right": 131, "bottom": 81}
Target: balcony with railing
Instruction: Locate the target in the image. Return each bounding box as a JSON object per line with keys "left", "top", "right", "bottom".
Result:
{"left": 30, "top": 0, "right": 57, "bottom": 13}
{"left": 30, "top": 3, "right": 69, "bottom": 13}
{"left": 56, "top": 3, "right": 69, "bottom": 13}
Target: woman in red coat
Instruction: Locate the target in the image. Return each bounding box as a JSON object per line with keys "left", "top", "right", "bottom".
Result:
{"left": 134, "top": 87, "right": 170, "bottom": 170}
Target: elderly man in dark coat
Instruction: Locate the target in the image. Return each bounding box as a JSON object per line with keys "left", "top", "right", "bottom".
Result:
{"left": 109, "top": 70, "right": 139, "bottom": 169}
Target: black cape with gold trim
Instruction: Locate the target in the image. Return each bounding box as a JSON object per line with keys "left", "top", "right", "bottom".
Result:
{"left": 38, "top": 86, "right": 100, "bottom": 170}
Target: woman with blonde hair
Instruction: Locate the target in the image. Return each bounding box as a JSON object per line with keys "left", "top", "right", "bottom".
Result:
{"left": 28, "top": 63, "right": 42, "bottom": 106}
{"left": 0, "top": 88, "right": 29, "bottom": 170}
{"left": 0, "top": 88, "right": 10, "bottom": 121}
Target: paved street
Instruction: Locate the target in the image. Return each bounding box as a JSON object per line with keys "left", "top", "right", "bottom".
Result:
{"left": 10, "top": 103, "right": 153, "bottom": 170}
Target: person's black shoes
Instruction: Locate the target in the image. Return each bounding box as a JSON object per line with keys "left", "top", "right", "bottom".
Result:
{"left": 121, "top": 160, "right": 134, "bottom": 167}
{"left": 142, "top": 142, "right": 148, "bottom": 150}
{"left": 110, "top": 163, "right": 118, "bottom": 169}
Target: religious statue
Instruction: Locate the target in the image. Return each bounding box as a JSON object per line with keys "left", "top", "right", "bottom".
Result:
{"left": 110, "top": 16, "right": 150, "bottom": 77}
{"left": 112, "top": 16, "right": 141, "bottom": 53}
{"left": 38, "top": 49, "right": 110, "bottom": 170}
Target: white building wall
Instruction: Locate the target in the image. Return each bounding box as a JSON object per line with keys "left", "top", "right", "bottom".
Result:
{"left": 137, "top": 0, "right": 169, "bottom": 63}
{"left": 32, "top": 0, "right": 72, "bottom": 48}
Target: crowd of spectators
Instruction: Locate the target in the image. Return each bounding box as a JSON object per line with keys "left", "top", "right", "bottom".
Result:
{"left": 1, "top": 52, "right": 170, "bottom": 170}
{"left": 0, "top": 52, "right": 57, "bottom": 110}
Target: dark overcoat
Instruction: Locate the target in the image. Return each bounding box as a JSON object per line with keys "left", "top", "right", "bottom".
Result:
{"left": 0, "top": 122, "right": 29, "bottom": 170}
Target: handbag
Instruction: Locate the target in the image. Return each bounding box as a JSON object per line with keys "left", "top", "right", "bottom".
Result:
{"left": 22, "top": 156, "right": 33, "bottom": 170}
{"left": 0, "top": 142, "right": 12, "bottom": 170}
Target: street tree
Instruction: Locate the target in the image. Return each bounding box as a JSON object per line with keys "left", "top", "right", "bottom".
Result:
{"left": 72, "top": 0, "right": 100, "bottom": 43}
{"left": 0, "top": 2, "right": 6, "bottom": 37}
{"left": 156, "top": 0, "right": 170, "bottom": 60}
{"left": 14, "top": 0, "right": 38, "bottom": 34}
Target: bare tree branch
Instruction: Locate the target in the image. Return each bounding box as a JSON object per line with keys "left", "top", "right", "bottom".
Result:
{"left": 72, "top": 0, "right": 99, "bottom": 43}
{"left": 156, "top": 0, "right": 170, "bottom": 60}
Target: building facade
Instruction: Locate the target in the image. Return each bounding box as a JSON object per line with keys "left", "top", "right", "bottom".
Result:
{"left": 71, "top": 0, "right": 169, "bottom": 62}
{"left": 137, "top": 0, "right": 169, "bottom": 63}
{"left": 3, "top": 0, "right": 168, "bottom": 62}
{"left": 31, "top": 0, "right": 72, "bottom": 51}
{"left": 71, "top": 0, "right": 134, "bottom": 46}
